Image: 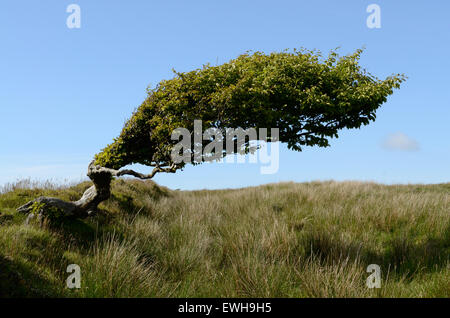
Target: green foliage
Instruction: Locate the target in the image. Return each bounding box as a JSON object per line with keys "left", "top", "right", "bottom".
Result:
{"left": 31, "top": 201, "right": 65, "bottom": 225}
{"left": 95, "top": 48, "right": 406, "bottom": 169}
{"left": 30, "top": 202, "right": 45, "bottom": 216}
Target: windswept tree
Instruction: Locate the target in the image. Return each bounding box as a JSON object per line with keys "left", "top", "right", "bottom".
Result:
{"left": 18, "top": 48, "right": 405, "bottom": 221}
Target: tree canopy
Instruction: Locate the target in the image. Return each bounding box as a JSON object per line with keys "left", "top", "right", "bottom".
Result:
{"left": 95, "top": 48, "right": 405, "bottom": 171}
{"left": 17, "top": 48, "right": 406, "bottom": 221}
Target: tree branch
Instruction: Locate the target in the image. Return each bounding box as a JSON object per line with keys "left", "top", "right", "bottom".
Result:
{"left": 87, "top": 161, "right": 179, "bottom": 180}
{"left": 117, "top": 163, "right": 179, "bottom": 179}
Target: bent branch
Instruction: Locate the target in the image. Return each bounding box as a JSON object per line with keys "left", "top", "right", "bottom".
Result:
{"left": 16, "top": 161, "right": 179, "bottom": 223}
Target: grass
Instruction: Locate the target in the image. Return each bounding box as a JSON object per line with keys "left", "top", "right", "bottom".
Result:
{"left": 0, "top": 179, "right": 448, "bottom": 297}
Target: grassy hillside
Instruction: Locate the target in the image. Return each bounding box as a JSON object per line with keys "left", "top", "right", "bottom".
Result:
{"left": 0, "top": 179, "right": 448, "bottom": 297}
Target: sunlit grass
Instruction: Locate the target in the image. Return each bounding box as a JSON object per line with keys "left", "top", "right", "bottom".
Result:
{"left": 0, "top": 179, "right": 448, "bottom": 297}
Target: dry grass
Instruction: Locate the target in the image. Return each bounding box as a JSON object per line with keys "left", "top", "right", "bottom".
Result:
{"left": 0, "top": 179, "right": 448, "bottom": 297}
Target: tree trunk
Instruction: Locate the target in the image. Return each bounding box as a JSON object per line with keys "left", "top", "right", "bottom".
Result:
{"left": 17, "top": 160, "right": 178, "bottom": 224}
{"left": 17, "top": 162, "right": 113, "bottom": 223}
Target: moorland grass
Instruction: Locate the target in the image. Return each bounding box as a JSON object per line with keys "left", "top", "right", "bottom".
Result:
{"left": 0, "top": 179, "right": 448, "bottom": 297}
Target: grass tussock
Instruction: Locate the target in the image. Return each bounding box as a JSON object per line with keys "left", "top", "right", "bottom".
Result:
{"left": 0, "top": 179, "right": 448, "bottom": 297}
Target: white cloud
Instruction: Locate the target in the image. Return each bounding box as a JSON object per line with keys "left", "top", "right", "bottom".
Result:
{"left": 382, "top": 132, "right": 419, "bottom": 151}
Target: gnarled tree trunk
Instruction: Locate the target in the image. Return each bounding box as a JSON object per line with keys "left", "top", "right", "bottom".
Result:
{"left": 17, "top": 161, "right": 178, "bottom": 224}
{"left": 17, "top": 162, "right": 113, "bottom": 223}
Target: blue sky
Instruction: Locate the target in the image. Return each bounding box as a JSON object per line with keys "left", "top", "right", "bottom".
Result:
{"left": 0, "top": 0, "right": 449, "bottom": 190}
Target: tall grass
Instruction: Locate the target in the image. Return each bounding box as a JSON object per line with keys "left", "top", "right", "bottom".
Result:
{"left": 0, "top": 179, "right": 448, "bottom": 297}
